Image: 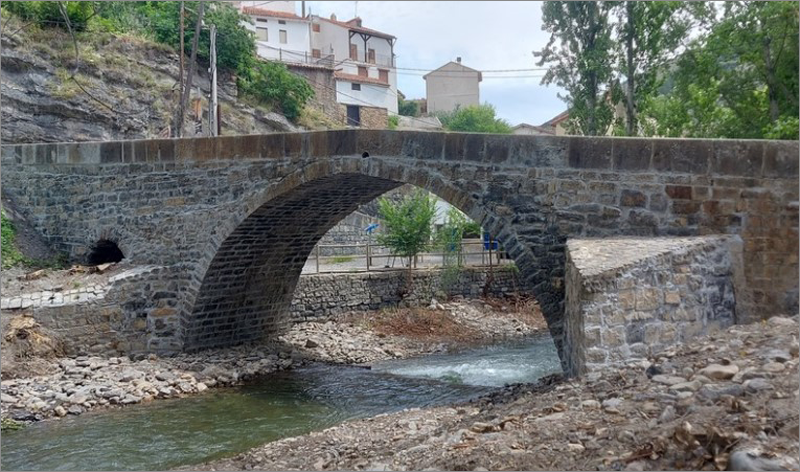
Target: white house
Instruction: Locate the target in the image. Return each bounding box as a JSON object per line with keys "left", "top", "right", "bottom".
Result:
{"left": 310, "top": 14, "right": 399, "bottom": 121}
{"left": 239, "top": 2, "right": 312, "bottom": 64}
{"left": 238, "top": 3, "right": 398, "bottom": 126}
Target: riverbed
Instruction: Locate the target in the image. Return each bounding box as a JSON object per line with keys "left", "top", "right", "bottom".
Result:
{"left": 1, "top": 336, "right": 560, "bottom": 471}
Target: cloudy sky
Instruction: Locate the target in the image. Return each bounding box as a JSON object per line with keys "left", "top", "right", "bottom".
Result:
{"left": 303, "top": 1, "right": 567, "bottom": 126}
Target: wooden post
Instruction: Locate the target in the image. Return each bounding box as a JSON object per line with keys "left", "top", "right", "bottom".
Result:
{"left": 208, "top": 24, "right": 218, "bottom": 136}
{"left": 366, "top": 240, "right": 371, "bottom": 271}
{"left": 315, "top": 245, "right": 320, "bottom": 273}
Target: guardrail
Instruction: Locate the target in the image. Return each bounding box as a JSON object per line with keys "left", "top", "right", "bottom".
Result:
{"left": 304, "top": 240, "right": 510, "bottom": 274}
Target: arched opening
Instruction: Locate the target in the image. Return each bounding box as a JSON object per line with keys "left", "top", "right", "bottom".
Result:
{"left": 87, "top": 239, "right": 124, "bottom": 265}
{"left": 184, "top": 170, "right": 562, "bottom": 369}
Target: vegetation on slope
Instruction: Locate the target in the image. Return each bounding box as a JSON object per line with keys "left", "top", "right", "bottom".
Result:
{"left": 3, "top": 1, "right": 314, "bottom": 121}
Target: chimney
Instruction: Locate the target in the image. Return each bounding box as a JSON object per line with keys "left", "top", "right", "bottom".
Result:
{"left": 354, "top": 17, "right": 362, "bottom": 27}
{"left": 330, "top": 13, "right": 337, "bottom": 21}
{"left": 456, "top": 57, "right": 462, "bottom": 63}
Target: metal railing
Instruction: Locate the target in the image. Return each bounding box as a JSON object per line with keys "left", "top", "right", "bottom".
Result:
{"left": 302, "top": 239, "right": 511, "bottom": 274}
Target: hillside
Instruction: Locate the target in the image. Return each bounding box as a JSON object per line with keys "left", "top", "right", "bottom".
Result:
{"left": 0, "top": 15, "right": 299, "bottom": 144}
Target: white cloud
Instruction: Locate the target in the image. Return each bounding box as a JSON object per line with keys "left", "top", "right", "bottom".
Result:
{"left": 302, "top": 1, "right": 567, "bottom": 125}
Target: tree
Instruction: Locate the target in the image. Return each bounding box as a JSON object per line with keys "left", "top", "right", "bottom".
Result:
{"left": 376, "top": 190, "right": 438, "bottom": 294}
{"left": 536, "top": 1, "right": 616, "bottom": 136}
{"left": 437, "top": 104, "right": 512, "bottom": 133}
{"left": 614, "top": 1, "right": 696, "bottom": 135}
{"left": 640, "top": 1, "right": 799, "bottom": 139}
{"left": 398, "top": 96, "right": 419, "bottom": 117}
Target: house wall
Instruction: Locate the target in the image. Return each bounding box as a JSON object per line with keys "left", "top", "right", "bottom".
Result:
{"left": 244, "top": 18, "right": 310, "bottom": 62}
{"left": 425, "top": 63, "right": 480, "bottom": 113}
{"left": 336, "top": 81, "right": 395, "bottom": 113}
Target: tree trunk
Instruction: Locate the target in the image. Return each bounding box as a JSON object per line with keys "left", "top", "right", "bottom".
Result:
{"left": 762, "top": 37, "right": 780, "bottom": 123}
{"left": 177, "top": 1, "right": 205, "bottom": 138}
{"left": 624, "top": 1, "right": 637, "bottom": 136}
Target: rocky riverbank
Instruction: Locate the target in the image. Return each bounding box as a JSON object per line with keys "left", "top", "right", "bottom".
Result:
{"left": 192, "top": 315, "right": 800, "bottom": 471}
{"left": 1, "top": 298, "right": 544, "bottom": 424}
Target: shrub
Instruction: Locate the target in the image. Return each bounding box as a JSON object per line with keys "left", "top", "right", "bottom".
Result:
{"left": 437, "top": 104, "right": 512, "bottom": 134}
{"left": 388, "top": 115, "right": 399, "bottom": 130}
{"left": 1, "top": 212, "right": 26, "bottom": 269}
{"left": 377, "top": 190, "right": 438, "bottom": 296}
{"left": 238, "top": 60, "right": 315, "bottom": 121}
{"left": 3, "top": 1, "right": 95, "bottom": 31}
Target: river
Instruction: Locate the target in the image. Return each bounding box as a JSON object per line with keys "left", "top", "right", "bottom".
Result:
{"left": 1, "top": 335, "right": 560, "bottom": 471}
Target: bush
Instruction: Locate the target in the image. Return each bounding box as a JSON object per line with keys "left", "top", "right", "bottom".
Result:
{"left": 1, "top": 212, "right": 26, "bottom": 269}
{"left": 437, "top": 104, "right": 512, "bottom": 134}
{"left": 376, "top": 189, "right": 438, "bottom": 264}
{"left": 238, "top": 60, "right": 314, "bottom": 121}
{"left": 388, "top": 115, "right": 399, "bottom": 130}
{"left": 398, "top": 97, "right": 419, "bottom": 117}
{"left": 4, "top": 1, "right": 95, "bottom": 31}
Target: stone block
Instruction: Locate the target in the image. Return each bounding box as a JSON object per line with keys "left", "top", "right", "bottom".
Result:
{"left": 621, "top": 189, "right": 647, "bottom": 208}
{"left": 613, "top": 138, "right": 652, "bottom": 171}
{"left": 665, "top": 185, "right": 692, "bottom": 200}
{"left": 568, "top": 137, "right": 613, "bottom": 169}
{"left": 635, "top": 288, "right": 660, "bottom": 311}
{"left": 712, "top": 141, "right": 763, "bottom": 177}
{"left": 652, "top": 139, "right": 711, "bottom": 174}
{"left": 763, "top": 141, "right": 799, "bottom": 178}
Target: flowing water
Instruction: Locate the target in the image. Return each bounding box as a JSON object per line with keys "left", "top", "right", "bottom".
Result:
{"left": 1, "top": 335, "right": 560, "bottom": 471}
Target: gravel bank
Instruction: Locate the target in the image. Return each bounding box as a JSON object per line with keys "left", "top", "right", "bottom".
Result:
{"left": 191, "top": 315, "right": 800, "bottom": 471}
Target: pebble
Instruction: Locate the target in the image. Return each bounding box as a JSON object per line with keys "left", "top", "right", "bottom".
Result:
{"left": 763, "top": 362, "right": 786, "bottom": 373}
{"left": 669, "top": 380, "right": 702, "bottom": 392}
{"left": 697, "top": 363, "right": 739, "bottom": 380}
{"left": 580, "top": 399, "right": 600, "bottom": 410}
{"left": 651, "top": 375, "right": 687, "bottom": 386}
{"left": 697, "top": 383, "right": 744, "bottom": 402}
{"left": 658, "top": 405, "right": 676, "bottom": 423}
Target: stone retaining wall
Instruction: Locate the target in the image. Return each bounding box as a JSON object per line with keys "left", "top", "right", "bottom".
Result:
{"left": 563, "top": 235, "right": 744, "bottom": 374}
{"left": 289, "top": 266, "right": 521, "bottom": 321}
{"left": 3, "top": 266, "right": 521, "bottom": 356}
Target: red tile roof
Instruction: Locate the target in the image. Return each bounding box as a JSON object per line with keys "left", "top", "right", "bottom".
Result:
{"left": 542, "top": 110, "right": 569, "bottom": 127}
{"left": 242, "top": 7, "right": 305, "bottom": 21}
{"left": 334, "top": 71, "right": 390, "bottom": 87}
{"left": 318, "top": 17, "right": 395, "bottom": 40}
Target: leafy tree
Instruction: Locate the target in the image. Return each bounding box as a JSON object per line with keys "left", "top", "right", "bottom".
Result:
{"left": 398, "top": 97, "right": 419, "bottom": 117}
{"left": 436, "top": 207, "right": 480, "bottom": 266}
{"left": 641, "top": 1, "right": 799, "bottom": 139}
{"left": 536, "top": 1, "right": 616, "bottom": 136}
{"left": 3, "top": 1, "right": 96, "bottom": 31}
{"left": 376, "top": 190, "right": 438, "bottom": 294}
{"left": 614, "top": 1, "right": 699, "bottom": 135}
{"left": 437, "top": 104, "right": 512, "bottom": 133}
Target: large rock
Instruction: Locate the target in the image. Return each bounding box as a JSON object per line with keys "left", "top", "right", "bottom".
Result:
{"left": 698, "top": 363, "right": 739, "bottom": 381}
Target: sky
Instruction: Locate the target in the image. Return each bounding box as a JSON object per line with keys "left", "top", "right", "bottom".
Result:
{"left": 302, "top": 1, "right": 567, "bottom": 126}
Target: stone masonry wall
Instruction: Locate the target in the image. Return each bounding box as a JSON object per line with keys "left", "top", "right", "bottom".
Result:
{"left": 314, "top": 211, "right": 384, "bottom": 256}
{"left": 358, "top": 106, "right": 389, "bottom": 129}
{"left": 563, "top": 236, "right": 743, "bottom": 374}
{"left": 2, "top": 266, "right": 520, "bottom": 356}
{"left": 290, "top": 266, "right": 521, "bottom": 321}
{"left": 1, "top": 131, "right": 797, "bottom": 374}
{"left": 287, "top": 65, "right": 345, "bottom": 124}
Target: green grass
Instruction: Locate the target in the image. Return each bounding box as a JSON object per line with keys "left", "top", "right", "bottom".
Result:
{"left": 2, "top": 211, "right": 27, "bottom": 269}
{"left": 1, "top": 211, "right": 69, "bottom": 270}
{"left": 330, "top": 255, "right": 355, "bottom": 264}
{"left": 1, "top": 417, "right": 24, "bottom": 431}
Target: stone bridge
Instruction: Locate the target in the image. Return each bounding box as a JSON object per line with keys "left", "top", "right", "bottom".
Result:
{"left": 2, "top": 131, "right": 797, "bottom": 374}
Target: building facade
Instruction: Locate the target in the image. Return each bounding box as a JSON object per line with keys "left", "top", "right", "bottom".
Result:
{"left": 238, "top": 2, "right": 397, "bottom": 127}
{"left": 424, "top": 59, "right": 482, "bottom": 114}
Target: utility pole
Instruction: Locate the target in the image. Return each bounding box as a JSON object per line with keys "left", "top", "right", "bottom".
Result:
{"left": 208, "top": 24, "right": 218, "bottom": 136}
{"left": 178, "top": 0, "right": 205, "bottom": 138}
{"left": 301, "top": 1, "right": 306, "bottom": 17}
{"left": 174, "top": 1, "right": 185, "bottom": 138}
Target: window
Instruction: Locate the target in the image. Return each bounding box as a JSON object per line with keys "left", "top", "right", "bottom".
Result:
{"left": 351, "top": 83, "right": 361, "bottom": 91}
{"left": 312, "top": 48, "right": 321, "bottom": 58}
{"left": 312, "top": 23, "right": 321, "bottom": 32}
{"left": 279, "top": 30, "right": 287, "bottom": 44}
{"left": 256, "top": 18, "right": 268, "bottom": 23}
{"left": 368, "top": 48, "right": 376, "bottom": 64}
{"left": 278, "top": 20, "right": 286, "bottom": 25}
{"left": 357, "top": 66, "right": 368, "bottom": 77}
{"left": 256, "top": 28, "right": 268, "bottom": 41}
{"left": 378, "top": 69, "right": 389, "bottom": 83}
{"left": 349, "top": 43, "right": 358, "bottom": 60}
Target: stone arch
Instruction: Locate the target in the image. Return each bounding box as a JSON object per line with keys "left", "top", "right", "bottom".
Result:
{"left": 182, "top": 157, "right": 565, "bottom": 367}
